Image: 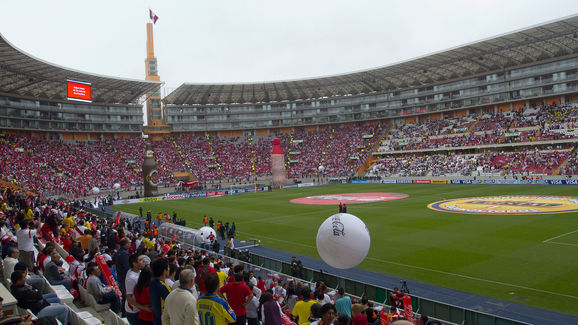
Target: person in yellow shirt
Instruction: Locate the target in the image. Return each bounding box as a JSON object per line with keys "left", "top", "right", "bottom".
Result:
{"left": 215, "top": 263, "right": 228, "bottom": 288}
{"left": 292, "top": 287, "right": 316, "bottom": 325}
{"left": 23, "top": 207, "right": 33, "bottom": 221}
{"left": 145, "top": 238, "right": 155, "bottom": 250}
{"left": 62, "top": 215, "right": 74, "bottom": 229}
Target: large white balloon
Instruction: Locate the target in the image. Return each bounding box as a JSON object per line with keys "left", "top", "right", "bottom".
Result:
{"left": 316, "top": 213, "right": 370, "bottom": 269}
{"left": 113, "top": 183, "right": 121, "bottom": 190}
{"left": 196, "top": 226, "right": 217, "bottom": 245}
{"left": 92, "top": 187, "right": 100, "bottom": 195}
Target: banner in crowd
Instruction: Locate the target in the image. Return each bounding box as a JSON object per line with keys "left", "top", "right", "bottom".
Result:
{"left": 95, "top": 254, "right": 122, "bottom": 299}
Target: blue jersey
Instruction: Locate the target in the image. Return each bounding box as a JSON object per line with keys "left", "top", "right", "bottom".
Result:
{"left": 149, "top": 279, "right": 171, "bottom": 325}
{"left": 197, "top": 293, "right": 236, "bottom": 325}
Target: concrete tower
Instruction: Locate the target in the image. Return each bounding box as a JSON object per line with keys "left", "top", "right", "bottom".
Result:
{"left": 271, "top": 138, "right": 287, "bottom": 186}
{"left": 143, "top": 22, "right": 170, "bottom": 139}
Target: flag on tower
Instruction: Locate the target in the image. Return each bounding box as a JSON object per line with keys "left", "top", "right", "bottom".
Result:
{"left": 149, "top": 9, "right": 159, "bottom": 24}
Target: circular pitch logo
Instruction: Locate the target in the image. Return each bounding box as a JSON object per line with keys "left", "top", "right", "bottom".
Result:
{"left": 428, "top": 195, "right": 578, "bottom": 215}
{"left": 291, "top": 192, "right": 408, "bottom": 205}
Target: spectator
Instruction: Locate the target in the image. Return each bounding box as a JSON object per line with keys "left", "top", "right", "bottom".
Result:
{"left": 197, "top": 273, "right": 236, "bottom": 324}
{"left": 162, "top": 269, "right": 200, "bottom": 325}
{"left": 116, "top": 237, "right": 131, "bottom": 294}
{"left": 134, "top": 267, "right": 154, "bottom": 325}
{"left": 149, "top": 258, "right": 172, "bottom": 325}
{"left": 220, "top": 273, "right": 253, "bottom": 325}
{"left": 351, "top": 295, "right": 369, "bottom": 317}
{"left": 125, "top": 254, "right": 149, "bottom": 325}
{"left": 292, "top": 287, "right": 316, "bottom": 325}
{"left": 10, "top": 270, "right": 69, "bottom": 325}
{"left": 196, "top": 257, "right": 216, "bottom": 294}
{"left": 245, "top": 287, "right": 259, "bottom": 325}
{"left": 13, "top": 262, "right": 45, "bottom": 292}
{"left": 15, "top": 221, "right": 35, "bottom": 271}
{"left": 315, "top": 303, "right": 337, "bottom": 325}
{"left": 43, "top": 253, "right": 72, "bottom": 290}
{"left": 86, "top": 264, "right": 121, "bottom": 313}
{"left": 336, "top": 287, "right": 352, "bottom": 318}
{"left": 3, "top": 247, "right": 19, "bottom": 282}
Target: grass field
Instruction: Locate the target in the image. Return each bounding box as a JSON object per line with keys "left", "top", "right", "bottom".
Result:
{"left": 111, "top": 184, "right": 578, "bottom": 315}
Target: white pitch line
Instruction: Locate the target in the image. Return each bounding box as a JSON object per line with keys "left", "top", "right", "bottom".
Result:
{"left": 239, "top": 231, "right": 578, "bottom": 300}
{"left": 544, "top": 241, "right": 578, "bottom": 247}
{"left": 364, "top": 257, "right": 578, "bottom": 300}
{"left": 542, "top": 229, "right": 578, "bottom": 243}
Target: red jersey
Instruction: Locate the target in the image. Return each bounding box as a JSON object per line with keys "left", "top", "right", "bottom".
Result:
{"left": 196, "top": 265, "right": 217, "bottom": 293}
{"left": 257, "top": 280, "right": 266, "bottom": 292}
{"left": 219, "top": 281, "right": 253, "bottom": 317}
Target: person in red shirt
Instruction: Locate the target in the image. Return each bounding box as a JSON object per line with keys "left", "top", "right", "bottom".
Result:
{"left": 134, "top": 267, "right": 154, "bottom": 325}
{"left": 196, "top": 257, "right": 216, "bottom": 294}
{"left": 62, "top": 234, "right": 73, "bottom": 252}
{"left": 256, "top": 276, "right": 266, "bottom": 292}
{"left": 227, "top": 264, "right": 245, "bottom": 284}
{"left": 220, "top": 273, "right": 254, "bottom": 325}
{"left": 390, "top": 288, "right": 403, "bottom": 309}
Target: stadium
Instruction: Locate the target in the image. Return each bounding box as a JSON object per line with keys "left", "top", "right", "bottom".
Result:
{"left": 0, "top": 9, "right": 577, "bottom": 325}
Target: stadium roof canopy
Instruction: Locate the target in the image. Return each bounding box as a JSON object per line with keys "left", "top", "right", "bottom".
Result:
{"left": 165, "top": 15, "right": 578, "bottom": 106}
{"left": 0, "top": 33, "right": 162, "bottom": 104}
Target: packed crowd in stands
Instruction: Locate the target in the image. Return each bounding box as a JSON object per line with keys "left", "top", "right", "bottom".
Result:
{"left": 0, "top": 186, "right": 436, "bottom": 325}
{"left": 0, "top": 121, "right": 384, "bottom": 197}
{"left": 381, "top": 104, "right": 578, "bottom": 152}
{"left": 367, "top": 147, "right": 574, "bottom": 178}
{"left": 1, "top": 104, "right": 577, "bottom": 198}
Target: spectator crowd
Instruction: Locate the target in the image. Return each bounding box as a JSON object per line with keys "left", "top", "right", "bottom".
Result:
{"left": 0, "top": 186, "right": 435, "bottom": 325}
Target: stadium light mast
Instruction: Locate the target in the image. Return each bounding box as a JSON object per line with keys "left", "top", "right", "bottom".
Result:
{"left": 143, "top": 17, "right": 170, "bottom": 140}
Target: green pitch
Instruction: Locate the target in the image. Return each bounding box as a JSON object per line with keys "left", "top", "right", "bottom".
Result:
{"left": 111, "top": 184, "right": 578, "bottom": 315}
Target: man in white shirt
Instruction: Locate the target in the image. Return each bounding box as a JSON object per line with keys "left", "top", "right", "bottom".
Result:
{"left": 3, "top": 247, "right": 19, "bottom": 281}
{"left": 125, "top": 253, "right": 149, "bottom": 325}
{"left": 16, "top": 221, "right": 36, "bottom": 271}
{"left": 162, "top": 269, "right": 200, "bottom": 325}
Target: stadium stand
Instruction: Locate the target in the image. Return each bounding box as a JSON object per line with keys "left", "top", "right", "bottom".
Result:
{"left": 0, "top": 14, "right": 577, "bottom": 325}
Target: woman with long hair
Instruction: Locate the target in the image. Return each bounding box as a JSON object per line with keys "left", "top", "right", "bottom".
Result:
{"left": 133, "top": 266, "right": 154, "bottom": 325}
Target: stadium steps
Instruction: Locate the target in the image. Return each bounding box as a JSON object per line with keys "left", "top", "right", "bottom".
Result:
{"left": 553, "top": 154, "right": 571, "bottom": 175}
{"left": 465, "top": 116, "right": 481, "bottom": 134}
{"left": 356, "top": 123, "right": 390, "bottom": 177}
{"left": 172, "top": 137, "right": 193, "bottom": 173}
{"left": 205, "top": 133, "right": 225, "bottom": 181}
{"left": 248, "top": 136, "right": 257, "bottom": 178}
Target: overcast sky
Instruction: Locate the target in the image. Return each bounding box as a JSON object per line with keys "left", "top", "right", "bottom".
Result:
{"left": 1, "top": 1, "right": 577, "bottom": 96}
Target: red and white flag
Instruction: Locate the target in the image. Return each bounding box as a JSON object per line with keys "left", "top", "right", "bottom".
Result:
{"left": 149, "top": 9, "right": 159, "bottom": 24}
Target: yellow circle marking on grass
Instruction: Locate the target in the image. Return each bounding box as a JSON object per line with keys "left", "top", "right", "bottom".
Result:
{"left": 428, "top": 195, "right": 578, "bottom": 215}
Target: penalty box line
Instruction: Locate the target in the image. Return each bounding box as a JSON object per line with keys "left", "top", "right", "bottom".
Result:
{"left": 542, "top": 229, "right": 578, "bottom": 247}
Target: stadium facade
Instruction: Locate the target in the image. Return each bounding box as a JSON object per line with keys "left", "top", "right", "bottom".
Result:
{"left": 0, "top": 16, "right": 575, "bottom": 141}
{"left": 163, "top": 15, "right": 578, "bottom": 137}
{"left": 0, "top": 34, "right": 161, "bottom": 140}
